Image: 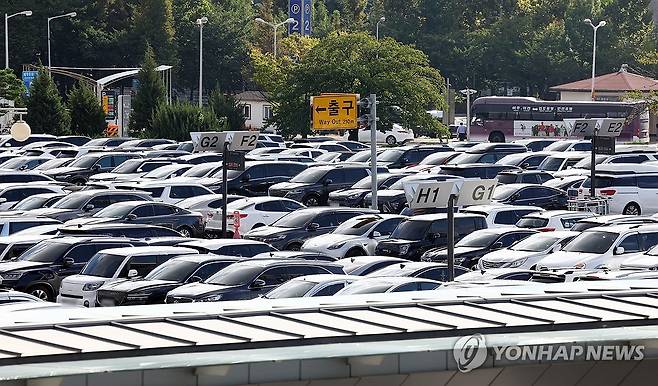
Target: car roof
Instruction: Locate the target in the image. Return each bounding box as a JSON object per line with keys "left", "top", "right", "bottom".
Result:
{"left": 98, "top": 246, "right": 197, "bottom": 257}
{"left": 545, "top": 151, "right": 590, "bottom": 159}
{"left": 290, "top": 274, "right": 361, "bottom": 283}
{"left": 525, "top": 210, "right": 592, "bottom": 219}
{"left": 180, "top": 239, "right": 266, "bottom": 248}
{"left": 0, "top": 235, "right": 55, "bottom": 243}
{"left": 0, "top": 217, "right": 60, "bottom": 223}
{"left": 587, "top": 223, "right": 658, "bottom": 234}
{"left": 595, "top": 163, "right": 658, "bottom": 174}
{"left": 336, "top": 256, "right": 409, "bottom": 265}
{"left": 463, "top": 204, "right": 544, "bottom": 213}
{"left": 228, "top": 196, "right": 296, "bottom": 205}
{"left": 473, "top": 227, "right": 538, "bottom": 235}
{"left": 232, "top": 258, "right": 340, "bottom": 268}
{"left": 45, "top": 236, "right": 143, "bottom": 245}
{"left": 410, "top": 213, "right": 485, "bottom": 221}
{"left": 170, "top": 254, "right": 242, "bottom": 264}
{"left": 253, "top": 251, "right": 330, "bottom": 258}
{"left": 353, "top": 276, "right": 440, "bottom": 285}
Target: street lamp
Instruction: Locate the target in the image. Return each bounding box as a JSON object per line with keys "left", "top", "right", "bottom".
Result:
{"left": 376, "top": 16, "right": 385, "bottom": 40}
{"left": 196, "top": 16, "right": 208, "bottom": 108}
{"left": 4, "top": 10, "right": 32, "bottom": 69}
{"left": 584, "top": 18, "right": 606, "bottom": 101}
{"left": 460, "top": 88, "right": 477, "bottom": 139}
{"left": 47, "top": 12, "right": 76, "bottom": 68}
{"left": 254, "top": 17, "right": 295, "bottom": 58}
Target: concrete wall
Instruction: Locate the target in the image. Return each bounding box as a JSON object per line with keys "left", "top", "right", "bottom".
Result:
{"left": 242, "top": 101, "right": 273, "bottom": 130}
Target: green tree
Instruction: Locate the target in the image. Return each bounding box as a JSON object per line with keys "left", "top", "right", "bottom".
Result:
{"left": 67, "top": 82, "right": 107, "bottom": 138}
{"left": 25, "top": 68, "right": 70, "bottom": 136}
{"left": 208, "top": 89, "right": 246, "bottom": 130}
{"left": 133, "top": 0, "right": 177, "bottom": 64}
{"left": 0, "top": 69, "right": 25, "bottom": 103}
{"left": 150, "top": 103, "right": 223, "bottom": 141}
{"left": 129, "top": 45, "right": 166, "bottom": 136}
{"left": 251, "top": 33, "right": 446, "bottom": 138}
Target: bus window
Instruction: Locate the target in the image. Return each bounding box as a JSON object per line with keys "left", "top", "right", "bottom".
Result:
{"left": 532, "top": 112, "right": 555, "bottom": 120}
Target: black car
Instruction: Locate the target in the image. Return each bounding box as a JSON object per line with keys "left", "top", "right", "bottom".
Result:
{"left": 25, "top": 190, "right": 153, "bottom": 222}
{"left": 377, "top": 145, "right": 452, "bottom": 169}
{"left": 180, "top": 239, "right": 276, "bottom": 257}
{"left": 366, "top": 262, "right": 470, "bottom": 282}
{"left": 57, "top": 135, "right": 91, "bottom": 146}
{"left": 328, "top": 173, "right": 408, "bottom": 207}
{"left": 439, "top": 164, "right": 520, "bottom": 179}
{"left": 58, "top": 223, "right": 184, "bottom": 238}
{"left": 375, "top": 213, "right": 488, "bottom": 261}
{"left": 44, "top": 152, "right": 142, "bottom": 184}
{"left": 0, "top": 236, "right": 145, "bottom": 301}
{"left": 66, "top": 201, "right": 205, "bottom": 238}
{"left": 269, "top": 165, "right": 373, "bottom": 206}
{"left": 165, "top": 259, "right": 345, "bottom": 303}
{"left": 96, "top": 254, "right": 241, "bottom": 306}
{"left": 0, "top": 171, "right": 55, "bottom": 184}
{"left": 420, "top": 228, "right": 538, "bottom": 268}
{"left": 177, "top": 153, "right": 224, "bottom": 165}
{"left": 496, "top": 152, "right": 552, "bottom": 169}
{"left": 364, "top": 174, "right": 461, "bottom": 214}
{"left": 244, "top": 207, "right": 376, "bottom": 250}
{"left": 493, "top": 184, "right": 568, "bottom": 209}
{"left": 213, "top": 161, "right": 308, "bottom": 196}
{"left": 496, "top": 170, "right": 554, "bottom": 185}
{"left": 82, "top": 137, "right": 135, "bottom": 147}
{"left": 447, "top": 143, "right": 528, "bottom": 164}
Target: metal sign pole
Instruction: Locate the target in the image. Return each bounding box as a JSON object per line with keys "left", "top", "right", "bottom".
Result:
{"left": 370, "top": 94, "right": 378, "bottom": 211}
{"left": 590, "top": 135, "right": 597, "bottom": 198}
{"left": 447, "top": 194, "right": 455, "bottom": 281}
{"left": 222, "top": 141, "right": 230, "bottom": 238}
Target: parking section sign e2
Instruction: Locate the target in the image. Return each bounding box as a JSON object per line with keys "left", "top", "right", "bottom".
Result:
{"left": 288, "top": 0, "right": 303, "bottom": 34}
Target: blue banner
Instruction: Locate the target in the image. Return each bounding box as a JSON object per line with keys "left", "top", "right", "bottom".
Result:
{"left": 22, "top": 71, "right": 38, "bottom": 96}
{"left": 288, "top": 0, "right": 303, "bottom": 34}
{"left": 302, "top": 0, "right": 312, "bottom": 36}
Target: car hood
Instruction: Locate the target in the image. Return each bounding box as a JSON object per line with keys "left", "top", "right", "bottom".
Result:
{"left": 44, "top": 166, "right": 84, "bottom": 175}
{"left": 480, "top": 249, "right": 538, "bottom": 263}
{"left": 553, "top": 168, "right": 589, "bottom": 178}
{"left": 367, "top": 189, "right": 404, "bottom": 200}
{"left": 329, "top": 189, "right": 368, "bottom": 198}
{"left": 168, "top": 282, "right": 237, "bottom": 297}
{"left": 0, "top": 260, "right": 51, "bottom": 273}
{"left": 425, "top": 246, "right": 484, "bottom": 258}
{"left": 65, "top": 217, "right": 116, "bottom": 226}
{"left": 378, "top": 238, "right": 417, "bottom": 246}
{"left": 270, "top": 182, "right": 312, "bottom": 191}
{"left": 304, "top": 234, "right": 361, "bottom": 248}
{"left": 101, "top": 279, "right": 177, "bottom": 292}
{"left": 25, "top": 208, "right": 71, "bottom": 217}
{"left": 245, "top": 226, "right": 292, "bottom": 237}
{"left": 537, "top": 251, "right": 599, "bottom": 268}
{"left": 89, "top": 173, "right": 141, "bottom": 181}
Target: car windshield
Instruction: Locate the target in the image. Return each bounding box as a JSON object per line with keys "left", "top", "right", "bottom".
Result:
{"left": 419, "top": 153, "right": 455, "bottom": 165}
{"left": 290, "top": 168, "right": 327, "bottom": 183}
{"left": 316, "top": 153, "right": 338, "bottom": 162}
{"left": 448, "top": 153, "right": 484, "bottom": 164}
{"left": 205, "top": 264, "right": 262, "bottom": 285}
{"left": 273, "top": 211, "right": 316, "bottom": 228}
{"left": 351, "top": 176, "right": 373, "bottom": 189}
{"left": 0, "top": 158, "right": 27, "bottom": 169}
{"left": 265, "top": 280, "right": 318, "bottom": 298}
{"left": 544, "top": 142, "right": 572, "bottom": 152}
{"left": 337, "top": 282, "right": 393, "bottom": 295}
{"left": 52, "top": 194, "right": 89, "bottom": 209}
{"left": 225, "top": 170, "right": 243, "bottom": 179}
{"left": 12, "top": 196, "right": 50, "bottom": 210}
{"left": 377, "top": 149, "right": 403, "bottom": 162}
{"left": 110, "top": 159, "right": 141, "bottom": 173}
{"left": 81, "top": 253, "right": 125, "bottom": 277}
{"left": 144, "top": 165, "right": 184, "bottom": 178}
{"left": 493, "top": 185, "right": 520, "bottom": 200}
{"left": 391, "top": 219, "right": 431, "bottom": 241}
{"left": 182, "top": 164, "right": 218, "bottom": 177}
{"left": 563, "top": 231, "right": 617, "bottom": 254}
{"left": 93, "top": 204, "right": 134, "bottom": 218}
{"left": 456, "top": 232, "right": 500, "bottom": 248}
{"left": 347, "top": 151, "right": 371, "bottom": 162}
{"left": 516, "top": 217, "right": 549, "bottom": 228}
{"left": 496, "top": 174, "right": 518, "bottom": 184}
{"left": 495, "top": 154, "right": 524, "bottom": 166}
{"left": 145, "top": 260, "right": 199, "bottom": 282}
{"left": 511, "top": 234, "right": 562, "bottom": 252}
{"left": 69, "top": 155, "right": 99, "bottom": 168}
{"left": 539, "top": 157, "right": 565, "bottom": 171}
{"left": 84, "top": 138, "right": 107, "bottom": 147}
{"left": 333, "top": 216, "right": 378, "bottom": 236}
{"left": 18, "top": 241, "right": 70, "bottom": 263}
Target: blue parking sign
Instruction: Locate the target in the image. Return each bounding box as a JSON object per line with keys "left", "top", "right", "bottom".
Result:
{"left": 302, "top": 0, "right": 312, "bottom": 36}
{"left": 22, "top": 71, "right": 38, "bottom": 96}
{"left": 288, "top": 0, "right": 303, "bottom": 34}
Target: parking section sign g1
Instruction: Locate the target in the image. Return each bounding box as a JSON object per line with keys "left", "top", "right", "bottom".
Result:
{"left": 456, "top": 180, "right": 497, "bottom": 207}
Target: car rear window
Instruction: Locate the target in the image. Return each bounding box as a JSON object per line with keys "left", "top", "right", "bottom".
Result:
{"left": 516, "top": 217, "right": 549, "bottom": 228}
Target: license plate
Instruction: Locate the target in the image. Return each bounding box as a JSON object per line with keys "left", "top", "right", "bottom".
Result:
{"left": 329, "top": 201, "right": 340, "bottom": 207}
{"left": 100, "top": 299, "right": 115, "bottom": 307}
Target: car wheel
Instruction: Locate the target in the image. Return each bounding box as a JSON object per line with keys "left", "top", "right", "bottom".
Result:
{"left": 345, "top": 248, "right": 366, "bottom": 258}
{"left": 177, "top": 226, "right": 193, "bottom": 237}
{"left": 386, "top": 135, "right": 397, "bottom": 146}
{"left": 488, "top": 131, "right": 505, "bottom": 143}
{"left": 623, "top": 202, "right": 641, "bottom": 215}
{"left": 302, "top": 194, "right": 320, "bottom": 207}
{"left": 28, "top": 285, "right": 53, "bottom": 302}
{"left": 286, "top": 242, "right": 302, "bottom": 251}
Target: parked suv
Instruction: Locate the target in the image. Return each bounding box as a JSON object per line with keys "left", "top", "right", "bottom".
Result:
{"left": 45, "top": 152, "right": 141, "bottom": 184}
{"left": 218, "top": 161, "right": 308, "bottom": 196}
{"left": 165, "top": 259, "right": 345, "bottom": 303}
{"left": 438, "top": 164, "right": 519, "bottom": 179}
{"left": 447, "top": 143, "right": 528, "bottom": 165}
{"left": 269, "top": 165, "right": 373, "bottom": 206}
{"left": 375, "top": 213, "right": 488, "bottom": 261}
{"left": 377, "top": 145, "right": 451, "bottom": 169}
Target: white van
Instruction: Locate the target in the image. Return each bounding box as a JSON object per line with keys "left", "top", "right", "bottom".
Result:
{"left": 57, "top": 246, "right": 197, "bottom": 307}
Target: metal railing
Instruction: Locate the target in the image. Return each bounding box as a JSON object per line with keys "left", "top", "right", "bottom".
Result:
{"left": 568, "top": 196, "right": 610, "bottom": 215}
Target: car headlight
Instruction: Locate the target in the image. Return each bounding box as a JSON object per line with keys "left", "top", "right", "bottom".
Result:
{"left": 54, "top": 174, "right": 70, "bottom": 180}
{"left": 347, "top": 193, "right": 361, "bottom": 199}
{"left": 399, "top": 244, "right": 410, "bottom": 255}
{"left": 328, "top": 242, "right": 346, "bottom": 250}
{"left": 508, "top": 258, "right": 527, "bottom": 268}
{"left": 82, "top": 281, "right": 105, "bottom": 291}
{"left": 287, "top": 190, "right": 304, "bottom": 196}
{"left": 199, "top": 294, "right": 222, "bottom": 302}
{"left": 574, "top": 262, "right": 587, "bottom": 269}
{"left": 0, "top": 272, "right": 23, "bottom": 280}
{"left": 265, "top": 235, "right": 286, "bottom": 242}
{"left": 126, "top": 292, "right": 150, "bottom": 300}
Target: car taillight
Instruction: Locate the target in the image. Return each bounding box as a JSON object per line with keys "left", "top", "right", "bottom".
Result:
{"left": 600, "top": 189, "right": 616, "bottom": 196}
{"left": 538, "top": 227, "right": 556, "bottom": 232}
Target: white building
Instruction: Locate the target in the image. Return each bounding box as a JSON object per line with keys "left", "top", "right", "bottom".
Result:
{"left": 236, "top": 91, "right": 273, "bottom": 130}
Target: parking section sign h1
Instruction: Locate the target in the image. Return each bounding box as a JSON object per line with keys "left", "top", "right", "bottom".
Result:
{"left": 404, "top": 182, "right": 455, "bottom": 209}
{"left": 311, "top": 94, "right": 358, "bottom": 130}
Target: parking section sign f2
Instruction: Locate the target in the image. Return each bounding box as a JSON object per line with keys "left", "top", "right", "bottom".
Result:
{"left": 311, "top": 94, "right": 358, "bottom": 130}
{"left": 568, "top": 119, "right": 597, "bottom": 137}
{"left": 456, "top": 180, "right": 497, "bottom": 207}
{"left": 404, "top": 182, "right": 455, "bottom": 209}
{"left": 288, "top": 0, "right": 303, "bottom": 34}
{"left": 227, "top": 131, "right": 258, "bottom": 151}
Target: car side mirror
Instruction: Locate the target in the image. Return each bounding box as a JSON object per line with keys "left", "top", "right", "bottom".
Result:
{"left": 63, "top": 257, "right": 74, "bottom": 267}
{"left": 324, "top": 179, "right": 333, "bottom": 186}
{"left": 187, "top": 275, "right": 202, "bottom": 283}
{"left": 521, "top": 163, "right": 530, "bottom": 169}
{"left": 250, "top": 279, "right": 266, "bottom": 289}
{"left": 92, "top": 164, "right": 101, "bottom": 171}
{"left": 307, "top": 222, "right": 320, "bottom": 231}
{"left": 370, "top": 231, "right": 382, "bottom": 239}
{"left": 510, "top": 194, "right": 520, "bottom": 201}
{"left": 241, "top": 173, "right": 251, "bottom": 182}
{"left": 127, "top": 269, "right": 139, "bottom": 278}
{"left": 491, "top": 242, "right": 503, "bottom": 250}
{"left": 83, "top": 204, "right": 95, "bottom": 212}
{"left": 614, "top": 246, "right": 625, "bottom": 255}
{"left": 126, "top": 214, "right": 137, "bottom": 221}
{"left": 552, "top": 244, "right": 562, "bottom": 253}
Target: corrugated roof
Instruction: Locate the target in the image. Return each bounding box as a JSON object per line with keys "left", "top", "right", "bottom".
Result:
{"left": 235, "top": 90, "right": 269, "bottom": 102}
{"left": 550, "top": 65, "right": 658, "bottom": 92}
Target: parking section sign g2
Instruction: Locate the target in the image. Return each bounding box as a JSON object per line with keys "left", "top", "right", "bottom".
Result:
{"left": 191, "top": 132, "right": 229, "bottom": 152}
{"left": 311, "top": 94, "right": 358, "bottom": 130}
{"left": 288, "top": 0, "right": 303, "bottom": 34}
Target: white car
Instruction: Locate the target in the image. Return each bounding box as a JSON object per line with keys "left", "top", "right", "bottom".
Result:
{"left": 0, "top": 184, "right": 66, "bottom": 211}
{"left": 344, "top": 123, "right": 414, "bottom": 146}
{"left": 620, "top": 245, "right": 658, "bottom": 270}
{"left": 516, "top": 210, "right": 596, "bottom": 231}
{"left": 176, "top": 194, "right": 245, "bottom": 222}
{"left": 575, "top": 164, "right": 658, "bottom": 215}
{"left": 477, "top": 231, "right": 579, "bottom": 270}
{"left": 543, "top": 140, "right": 592, "bottom": 152}
{"left": 301, "top": 214, "right": 406, "bottom": 259}
{"left": 115, "top": 181, "right": 213, "bottom": 204}
{"left": 57, "top": 246, "right": 198, "bottom": 307}
{"left": 461, "top": 204, "right": 544, "bottom": 228}
{"left": 206, "top": 197, "right": 306, "bottom": 235}
{"left": 335, "top": 255, "right": 410, "bottom": 276}
{"left": 538, "top": 152, "right": 590, "bottom": 173}
{"left": 0, "top": 235, "right": 55, "bottom": 261}
{"left": 263, "top": 274, "right": 362, "bottom": 299}
{"left": 536, "top": 224, "right": 658, "bottom": 270}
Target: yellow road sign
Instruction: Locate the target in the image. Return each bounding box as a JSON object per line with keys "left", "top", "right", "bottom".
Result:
{"left": 311, "top": 94, "right": 358, "bottom": 130}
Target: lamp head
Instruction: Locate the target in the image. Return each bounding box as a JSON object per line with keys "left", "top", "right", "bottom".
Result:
{"left": 23, "top": 11, "right": 33, "bottom": 16}
{"left": 583, "top": 18, "right": 592, "bottom": 25}
{"left": 285, "top": 18, "right": 295, "bottom": 24}
{"left": 379, "top": 16, "right": 386, "bottom": 22}
{"left": 255, "top": 17, "right": 265, "bottom": 23}
{"left": 196, "top": 16, "right": 208, "bottom": 25}
{"left": 67, "top": 12, "right": 77, "bottom": 18}
{"left": 599, "top": 20, "right": 607, "bottom": 27}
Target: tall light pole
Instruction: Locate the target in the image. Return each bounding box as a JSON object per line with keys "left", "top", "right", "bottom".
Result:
{"left": 376, "top": 16, "right": 385, "bottom": 40}
{"left": 254, "top": 17, "right": 295, "bottom": 58}
{"left": 460, "top": 88, "right": 477, "bottom": 139}
{"left": 4, "top": 10, "right": 32, "bottom": 69}
{"left": 47, "top": 12, "right": 76, "bottom": 68}
{"left": 196, "top": 16, "right": 208, "bottom": 108}
{"left": 584, "top": 18, "right": 606, "bottom": 101}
